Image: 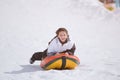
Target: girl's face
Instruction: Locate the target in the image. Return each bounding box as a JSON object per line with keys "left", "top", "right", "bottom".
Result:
{"left": 58, "top": 31, "right": 68, "bottom": 43}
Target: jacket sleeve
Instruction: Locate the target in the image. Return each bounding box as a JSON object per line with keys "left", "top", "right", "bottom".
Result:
{"left": 61, "top": 44, "right": 76, "bottom": 55}
{"left": 47, "top": 40, "right": 56, "bottom": 56}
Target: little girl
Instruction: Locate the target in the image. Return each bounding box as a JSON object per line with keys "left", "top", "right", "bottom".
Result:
{"left": 30, "top": 27, "right": 76, "bottom": 64}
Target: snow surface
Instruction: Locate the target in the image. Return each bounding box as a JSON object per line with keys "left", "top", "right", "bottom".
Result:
{"left": 0, "top": 0, "right": 120, "bottom": 80}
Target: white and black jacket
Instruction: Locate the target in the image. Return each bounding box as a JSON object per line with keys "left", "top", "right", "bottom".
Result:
{"left": 47, "top": 37, "right": 76, "bottom": 56}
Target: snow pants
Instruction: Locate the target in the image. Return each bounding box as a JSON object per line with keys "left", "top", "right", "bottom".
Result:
{"left": 31, "top": 49, "right": 47, "bottom": 61}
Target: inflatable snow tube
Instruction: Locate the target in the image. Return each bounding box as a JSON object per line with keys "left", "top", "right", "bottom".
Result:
{"left": 40, "top": 53, "right": 80, "bottom": 70}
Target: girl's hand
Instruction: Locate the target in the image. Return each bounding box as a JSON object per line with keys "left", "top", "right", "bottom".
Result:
{"left": 65, "top": 52, "right": 69, "bottom": 55}
{"left": 55, "top": 53, "right": 60, "bottom": 55}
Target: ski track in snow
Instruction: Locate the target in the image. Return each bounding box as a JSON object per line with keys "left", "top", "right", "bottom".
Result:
{"left": 0, "top": 0, "right": 120, "bottom": 80}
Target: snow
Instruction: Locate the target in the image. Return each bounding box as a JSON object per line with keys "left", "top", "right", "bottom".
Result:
{"left": 0, "top": 0, "right": 120, "bottom": 80}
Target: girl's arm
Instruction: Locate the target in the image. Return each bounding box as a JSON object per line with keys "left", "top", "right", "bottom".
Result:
{"left": 61, "top": 44, "right": 76, "bottom": 55}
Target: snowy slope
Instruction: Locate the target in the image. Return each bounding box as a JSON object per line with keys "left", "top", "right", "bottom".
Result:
{"left": 0, "top": 0, "right": 120, "bottom": 80}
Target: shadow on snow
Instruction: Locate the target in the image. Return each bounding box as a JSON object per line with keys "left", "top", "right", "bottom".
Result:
{"left": 5, "top": 65, "right": 44, "bottom": 74}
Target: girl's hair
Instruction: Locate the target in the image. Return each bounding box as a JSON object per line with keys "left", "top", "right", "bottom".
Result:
{"left": 56, "top": 27, "right": 68, "bottom": 35}
{"left": 48, "top": 28, "right": 69, "bottom": 45}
